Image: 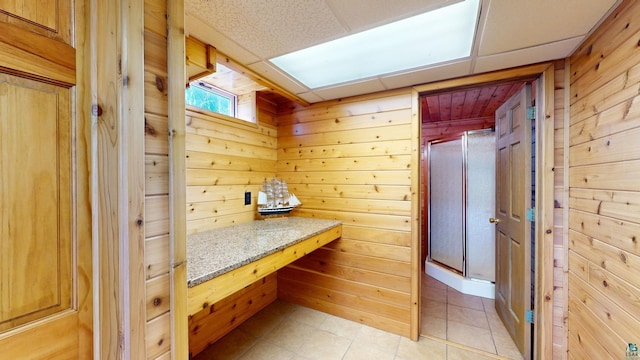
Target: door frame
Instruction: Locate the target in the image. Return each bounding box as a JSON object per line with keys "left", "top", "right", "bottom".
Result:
{"left": 412, "top": 62, "right": 556, "bottom": 359}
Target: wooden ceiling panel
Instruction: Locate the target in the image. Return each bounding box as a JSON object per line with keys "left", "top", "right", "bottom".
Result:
{"left": 421, "top": 81, "right": 525, "bottom": 124}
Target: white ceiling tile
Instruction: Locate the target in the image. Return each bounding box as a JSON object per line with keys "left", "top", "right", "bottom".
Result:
{"left": 247, "top": 61, "right": 309, "bottom": 94}
{"left": 474, "top": 37, "right": 584, "bottom": 74}
{"left": 313, "top": 79, "right": 387, "bottom": 101}
{"left": 379, "top": 60, "right": 472, "bottom": 89}
{"left": 186, "top": 12, "right": 260, "bottom": 64}
{"left": 478, "top": 0, "right": 618, "bottom": 56}
{"left": 326, "top": 0, "right": 458, "bottom": 32}
{"left": 186, "top": 0, "right": 347, "bottom": 59}
{"left": 184, "top": 0, "right": 620, "bottom": 101}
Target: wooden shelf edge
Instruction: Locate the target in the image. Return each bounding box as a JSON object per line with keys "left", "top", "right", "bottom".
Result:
{"left": 186, "top": 225, "right": 341, "bottom": 316}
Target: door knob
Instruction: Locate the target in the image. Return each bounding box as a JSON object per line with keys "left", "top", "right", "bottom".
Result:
{"left": 489, "top": 217, "right": 500, "bottom": 224}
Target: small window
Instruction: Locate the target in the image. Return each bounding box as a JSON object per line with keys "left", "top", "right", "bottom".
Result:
{"left": 185, "top": 81, "right": 237, "bottom": 117}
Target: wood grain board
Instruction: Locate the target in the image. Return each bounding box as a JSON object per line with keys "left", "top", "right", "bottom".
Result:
{"left": 187, "top": 225, "right": 341, "bottom": 316}
{"left": 568, "top": 0, "right": 640, "bottom": 358}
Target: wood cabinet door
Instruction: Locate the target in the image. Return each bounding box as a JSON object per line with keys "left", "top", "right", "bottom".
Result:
{"left": 0, "top": 1, "right": 91, "bottom": 359}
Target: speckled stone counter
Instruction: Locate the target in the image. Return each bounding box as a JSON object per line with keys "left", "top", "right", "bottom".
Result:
{"left": 187, "top": 217, "right": 342, "bottom": 288}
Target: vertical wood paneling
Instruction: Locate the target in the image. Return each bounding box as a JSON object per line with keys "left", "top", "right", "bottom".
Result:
{"left": 568, "top": 0, "right": 640, "bottom": 358}
{"left": 75, "top": 2, "right": 93, "bottom": 356}
{"left": 94, "top": 0, "right": 148, "bottom": 357}
{"left": 144, "top": 0, "right": 173, "bottom": 358}
{"left": 276, "top": 89, "right": 416, "bottom": 338}
{"left": 167, "top": 0, "right": 188, "bottom": 359}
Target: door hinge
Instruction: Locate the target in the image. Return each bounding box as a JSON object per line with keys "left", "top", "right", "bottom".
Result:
{"left": 526, "top": 309, "right": 535, "bottom": 323}
{"left": 526, "top": 208, "right": 535, "bottom": 222}
{"left": 526, "top": 106, "right": 536, "bottom": 120}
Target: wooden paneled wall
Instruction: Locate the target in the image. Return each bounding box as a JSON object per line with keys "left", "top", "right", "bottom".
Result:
{"left": 551, "top": 60, "right": 568, "bottom": 359}
{"left": 184, "top": 94, "right": 280, "bottom": 356}
{"left": 188, "top": 274, "right": 277, "bottom": 357}
{"left": 144, "top": 0, "right": 172, "bottom": 358}
{"left": 568, "top": 0, "right": 640, "bottom": 358}
{"left": 276, "top": 89, "right": 417, "bottom": 338}
{"left": 185, "top": 103, "right": 278, "bottom": 234}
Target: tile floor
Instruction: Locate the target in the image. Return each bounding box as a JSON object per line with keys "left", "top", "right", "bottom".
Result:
{"left": 420, "top": 274, "right": 524, "bottom": 359}
{"left": 193, "top": 275, "right": 524, "bottom": 360}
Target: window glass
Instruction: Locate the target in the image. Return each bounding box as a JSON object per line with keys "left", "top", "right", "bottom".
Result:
{"left": 185, "top": 82, "right": 236, "bottom": 117}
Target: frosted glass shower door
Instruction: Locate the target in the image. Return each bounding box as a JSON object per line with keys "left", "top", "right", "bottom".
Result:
{"left": 428, "top": 138, "right": 464, "bottom": 272}
{"left": 466, "top": 131, "right": 496, "bottom": 282}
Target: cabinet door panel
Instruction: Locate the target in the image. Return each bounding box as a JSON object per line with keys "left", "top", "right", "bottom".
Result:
{"left": 0, "top": 0, "right": 71, "bottom": 43}
{"left": 0, "top": 73, "right": 72, "bottom": 332}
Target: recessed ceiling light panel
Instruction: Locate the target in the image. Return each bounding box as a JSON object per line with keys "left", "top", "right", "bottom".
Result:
{"left": 270, "top": 0, "right": 480, "bottom": 89}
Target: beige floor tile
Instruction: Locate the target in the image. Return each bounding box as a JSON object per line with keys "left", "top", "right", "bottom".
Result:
{"left": 486, "top": 312, "right": 511, "bottom": 338}
{"left": 318, "top": 314, "right": 362, "bottom": 339}
{"left": 263, "top": 318, "right": 316, "bottom": 352}
{"left": 493, "top": 333, "right": 524, "bottom": 360}
{"left": 343, "top": 342, "right": 395, "bottom": 360}
{"left": 421, "top": 315, "right": 446, "bottom": 339}
{"left": 422, "top": 299, "right": 447, "bottom": 319}
{"left": 447, "top": 320, "right": 496, "bottom": 354}
{"left": 447, "top": 289, "right": 484, "bottom": 311}
{"left": 297, "top": 329, "right": 351, "bottom": 360}
{"left": 422, "top": 275, "right": 448, "bottom": 290}
{"left": 396, "top": 336, "right": 446, "bottom": 359}
{"left": 193, "top": 328, "right": 257, "bottom": 360}
{"left": 423, "top": 286, "right": 447, "bottom": 303}
{"left": 481, "top": 297, "right": 496, "bottom": 312}
{"left": 238, "top": 341, "right": 294, "bottom": 360}
{"left": 447, "top": 304, "right": 490, "bottom": 330}
{"left": 353, "top": 325, "right": 401, "bottom": 354}
{"left": 239, "top": 305, "right": 287, "bottom": 338}
{"left": 447, "top": 345, "right": 499, "bottom": 360}
{"left": 288, "top": 306, "right": 328, "bottom": 327}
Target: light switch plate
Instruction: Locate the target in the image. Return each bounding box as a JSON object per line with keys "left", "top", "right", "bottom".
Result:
{"left": 244, "top": 191, "right": 251, "bottom": 205}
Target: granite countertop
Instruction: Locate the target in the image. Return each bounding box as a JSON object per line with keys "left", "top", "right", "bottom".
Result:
{"left": 187, "top": 217, "right": 342, "bottom": 287}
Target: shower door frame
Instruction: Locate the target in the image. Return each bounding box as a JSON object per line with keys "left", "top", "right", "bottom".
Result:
{"left": 427, "top": 135, "right": 466, "bottom": 275}
{"left": 427, "top": 129, "right": 495, "bottom": 280}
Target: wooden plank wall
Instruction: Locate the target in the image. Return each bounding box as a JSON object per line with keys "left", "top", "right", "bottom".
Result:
{"left": 184, "top": 93, "right": 280, "bottom": 356}
{"left": 568, "top": 0, "right": 640, "bottom": 358}
{"left": 184, "top": 100, "right": 278, "bottom": 234}
{"left": 144, "top": 0, "right": 172, "bottom": 358}
{"left": 188, "top": 274, "right": 277, "bottom": 357}
{"left": 552, "top": 60, "right": 568, "bottom": 359}
{"left": 276, "top": 88, "right": 416, "bottom": 337}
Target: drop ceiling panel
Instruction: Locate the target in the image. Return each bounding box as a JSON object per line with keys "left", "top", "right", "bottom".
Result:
{"left": 184, "top": 0, "right": 621, "bottom": 103}
{"left": 313, "top": 79, "right": 387, "bottom": 101}
{"left": 248, "top": 61, "right": 309, "bottom": 94}
{"left": 474, "top": 37, "right": 584, "bottom": 74}
{"left": 326, "top": 0, "right": 459, "bottom": 32}
{"left": 380, "top": 60, "right": 472, "bottom": 90}
{"left": 185, "top": 13, "right": 261, "bottom": 64}
{"left": 478, "top": 0, "right": 618, "bottom": 56}
{"left": 186, "top": 0, "right": 347, "bottom": 59}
